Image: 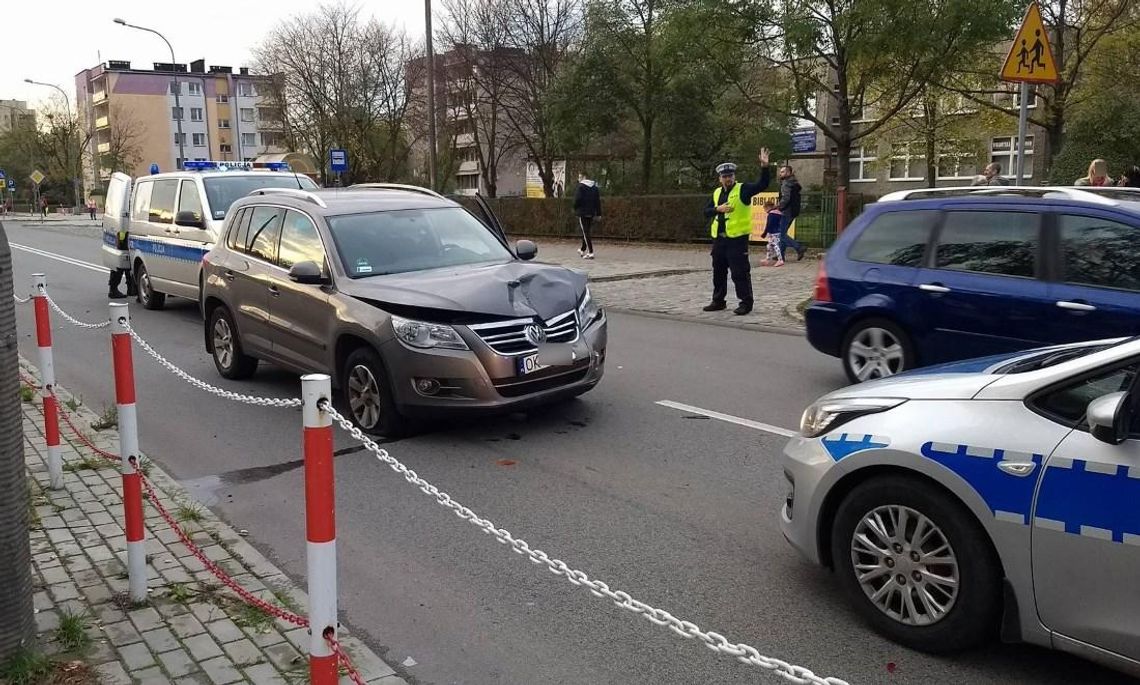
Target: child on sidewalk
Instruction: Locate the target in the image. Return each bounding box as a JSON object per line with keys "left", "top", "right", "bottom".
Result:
{"left": 760, "top": 201, "right": 784, "bottom": 267}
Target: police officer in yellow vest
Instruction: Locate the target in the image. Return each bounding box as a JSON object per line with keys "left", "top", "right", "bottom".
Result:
{"left": 702, "top": 148, "right": 772, "bottom": 315}
{"left": 107, "top": 228, "right": 136, "bottom": 300}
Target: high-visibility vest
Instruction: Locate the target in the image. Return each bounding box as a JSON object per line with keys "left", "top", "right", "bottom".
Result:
{"left": 709, "top": 183, "right": 751, "bottom": 238}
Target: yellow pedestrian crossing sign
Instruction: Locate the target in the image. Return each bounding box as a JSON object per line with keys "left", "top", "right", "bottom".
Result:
{"left": 1000, "top": 3, "right": 1059, "bottom": 84}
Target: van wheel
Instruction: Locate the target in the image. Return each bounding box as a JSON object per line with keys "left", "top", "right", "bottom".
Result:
{"left": 209, "top": 307, "right": 257, "bottom": 379}
{"left": 830, "top": 475, "right": 1001, "bottom": 653}
{"left": 136, "top": 263, "right": 166, "bottom": 310}
{"left": 841, "top": 318, "right": 913, "bottom": 383}
{"left": 342, "top": 347, "right": 405, "bottom": 438}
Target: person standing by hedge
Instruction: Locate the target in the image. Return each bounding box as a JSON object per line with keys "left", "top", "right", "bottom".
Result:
{"left": 573, "top": 172, "right": 602, "bottom": 260}
{"left": 702, "top": 148, "right": 772, "bottom": 316}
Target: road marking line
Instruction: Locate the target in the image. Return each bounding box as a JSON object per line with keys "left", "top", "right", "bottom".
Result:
{"left": 656, "top": 400, "right": 796, "bottom": 437}
{"left": 10, "top": 242, "right": 106, "bottom": 274}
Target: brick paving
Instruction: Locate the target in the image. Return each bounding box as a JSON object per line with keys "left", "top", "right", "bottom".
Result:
{"left": 20, "top": 358, "right": 404, "bottom": 685}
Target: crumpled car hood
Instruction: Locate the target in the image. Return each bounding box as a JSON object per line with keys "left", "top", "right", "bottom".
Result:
{"left": 338, "top": 261, "right": 587, "bottom": 322}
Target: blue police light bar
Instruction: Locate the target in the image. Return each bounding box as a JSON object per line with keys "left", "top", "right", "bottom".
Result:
{"left": 181, "top": 160, "right": 292, "bottom": 172}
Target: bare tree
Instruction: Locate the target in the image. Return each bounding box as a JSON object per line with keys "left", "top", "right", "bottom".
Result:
{"left": 36, "top": 98, "right": 91, "bottom": 210}
{"left": 102, "top": 104, "right": 147, "bottom": 176}
{"left": 499, "top": 0, "right": 584, "bottom": 196}
{"left": 439, "top": 0, "right": 521, "bottom": 196}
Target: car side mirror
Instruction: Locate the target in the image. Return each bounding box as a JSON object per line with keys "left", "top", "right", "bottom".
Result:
{"left": 516, "top": 240, "right": 537, "bottom": 261}
{"left": 288, "top": 260, "right": 325, "bottom": 285}
{"left": 175, "top": 210, "right": 204, "bottom": 229}
{"left": 1088, "top": 391, "right": 1130, "bottom": 445}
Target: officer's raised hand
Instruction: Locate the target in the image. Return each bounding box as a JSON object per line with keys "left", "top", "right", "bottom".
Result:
{"left": 759, "top": 147, "right": 771, "bottom": 166}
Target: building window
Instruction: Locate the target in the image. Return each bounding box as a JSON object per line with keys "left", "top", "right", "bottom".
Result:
{"left": 937, "top": 142, "right": 979, "bottom": 180}
{"left": 260, "top": 132, "right": 284, "bottom": 147}
{"left": 458, "top": 146, "right": 479, "bottom": 163}
{"left": 457, "top": 173, "right": 479, "bottom": 191}
{"left": 174, "top": 133, "right": 186, "bottom": 145}
{"left": 219, "top": 144, "right": 232, "bottom": 154}
{"left": 187, "top": 82, "right": 202, "bottom": 96}
{"left": 991, "top": 136, "right": 1033, "bottom": 179}
{"left": 192, "top": 133, "right": 206, "bottom": 147}
{"left": 218, "top": 119, "right": 231, "bottom": 129}
{"left": 238, "top": 83, "right": 256, "bottom": 97}
{"left": 216, "top": 94, "right": 229, "bottom": 104}
{"left": 849, "top": 146, "right": 877, "bottom": 182}
{"left": 194, "top": 157, "right": 207, "bottom": 162}
{"left": 889, "top": 143, "right": 925, "bottom": 181}
{"left": 190, "top": 107, "right": 203, "bottom": 122}
{"left": 240, "top": 108, "right": 255, "bottom": 123}
{"left": 169, "top": 82, "right": 181, "bottom": 96}
{"left": 241, "top": 132, "right": 256, "bottom": 147}
{"left": 171, "top": 107, "right": 184, "bottom": 120}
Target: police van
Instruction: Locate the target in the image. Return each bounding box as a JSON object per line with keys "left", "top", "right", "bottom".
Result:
{"left": 101, "top": 161, "right": 319, "bottom": 310}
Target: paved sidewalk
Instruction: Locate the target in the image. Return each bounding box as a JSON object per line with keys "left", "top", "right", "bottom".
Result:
{"left": 533, "top": 238, "right": 815, "bottom": 331}
{"left": 20, "top": 357, "right": 404, "bottom": 685}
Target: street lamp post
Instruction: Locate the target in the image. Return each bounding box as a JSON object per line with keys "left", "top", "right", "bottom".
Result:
{"left": 24, "top": 78, "right": 82, "bottom": 214}
{"left": 113, "top": 18, "right": 185, "bottom": 170}
{"left": 424, "top": 0, "right": 438, "bottom": 191}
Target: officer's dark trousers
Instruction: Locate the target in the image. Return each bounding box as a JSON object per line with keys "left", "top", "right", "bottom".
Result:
{"left": 710, "top": 235, "right": 752, "bottom": 305}
{"left": 108, "top": 268, "right": 135, "bottom": 295}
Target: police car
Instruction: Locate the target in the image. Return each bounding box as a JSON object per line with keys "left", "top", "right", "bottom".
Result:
{"left": 781, "top": 337, "right": 1140, "bottom": 676}
{"left": 101, "top": 161, "right": 318, "bottom": 310}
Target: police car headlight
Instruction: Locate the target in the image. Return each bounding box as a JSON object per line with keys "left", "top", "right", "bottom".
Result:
{"left": 578, "top": 288, "right": 601, "bottom": 326}
{"left": 799, "top": 398, "right": 906, "bottom": 438}
{"left": 391, "top": 316, "right": 469, "bottom": 351}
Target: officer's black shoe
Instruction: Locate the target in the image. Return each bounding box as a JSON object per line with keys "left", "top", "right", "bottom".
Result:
{"left": 702, "top": 301, "right": 726, "bottom": 312}
{"left": 734, "top": 303, "right": 753, "bottom": 316}
{"left": 108, "top": 289, "right": 127, "bottom": 299}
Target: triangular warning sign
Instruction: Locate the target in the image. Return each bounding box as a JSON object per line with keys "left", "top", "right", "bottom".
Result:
{"left": 1000, "top": 2, "right": 1060, "bottom": 84}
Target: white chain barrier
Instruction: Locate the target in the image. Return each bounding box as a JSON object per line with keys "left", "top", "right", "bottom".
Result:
{"left": 13, "top": 293, "right": 31, "bottom": 304}
{"left": 122, "top": 323, "right": 303, "bottom": 408}
{"left": 41, "top": 289, "right": 111, "bottom": 329}
{"left": 321, "top": 402, "right": 849, "bottom": 685}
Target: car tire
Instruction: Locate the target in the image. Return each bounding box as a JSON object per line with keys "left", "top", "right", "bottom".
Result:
{"left": 135, "top": 263, "right": 166, "bottom": 311}
{"left": 841, "top": 318, "right": 913, "bottom": 384}
{"left": 208, "top": 307, "right": 257, "bottom": 380}
{"left": 830, "top": 475, "right": 1002, "bottom": 654}
{"left": 342, "top": 347, "right": 406, "bottom": 438}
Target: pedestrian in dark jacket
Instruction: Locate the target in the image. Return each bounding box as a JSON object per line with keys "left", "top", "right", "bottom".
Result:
{"left": 776, "top": 166, "right": 806, "bottom": 260}
{"left": 1118, "top": 166, "right": 1140, "bottom": 187}
{"left": 573, "top": 173, "right": 602, "bottom": 259}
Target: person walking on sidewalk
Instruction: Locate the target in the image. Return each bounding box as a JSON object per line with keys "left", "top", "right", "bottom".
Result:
{"left": 39, "top": 195, "right": 48, "bottom": 219}
{"left": 760, "top": 200, "right": 784, "bottom": 267}
{"left": 87, "top": 197, "right": 98, "bottom": 220}
{"left": 776, "top": 164, "right": 806, "bottom": 260}
{"left": 702, "top": 148, "right": 772, "bottom": 316}
{"left": 573, "top": 172, "right": 602, "bottom": 260}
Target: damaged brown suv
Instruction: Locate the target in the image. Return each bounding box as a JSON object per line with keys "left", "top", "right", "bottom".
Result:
{"left": 200, "top": 184, "right": 607, "bottom": 435}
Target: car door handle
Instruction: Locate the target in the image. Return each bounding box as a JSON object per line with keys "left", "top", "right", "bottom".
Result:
{"left": 223, "top": 270, "right": 235, "bottom": 282}
{"left": 919, "top": 283, "right": 951, "bottom": 293}
{"left": 268, "top": 285, "right": 280, "bottom": 297}
{"left": 1056, "top": 300, "right": 1096, "bottom": 312}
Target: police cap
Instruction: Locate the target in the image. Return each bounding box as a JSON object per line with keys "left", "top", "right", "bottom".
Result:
{"left": 715, "top": 162, "right": 737, "bottom": 176}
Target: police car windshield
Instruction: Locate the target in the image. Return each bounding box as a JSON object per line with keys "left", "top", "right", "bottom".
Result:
{"left": 327, "top": 208, "right": 513, "bottom": 278}
{"left": 203, "top": 175, "right": 318, "bottom": 220}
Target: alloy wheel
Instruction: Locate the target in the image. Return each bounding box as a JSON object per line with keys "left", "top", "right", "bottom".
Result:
{"left": 348, "top": 364, "right": 382, "bottom": 430}
{"left": 848, "top": 327, "right": 905, "bottom": 381}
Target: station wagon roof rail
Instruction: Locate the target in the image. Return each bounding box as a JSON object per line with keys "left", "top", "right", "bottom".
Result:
{"left": 246, "top": 187, "right": 328, "bottom": 208}
{"left": 876, "top": 185, "right": 1128, "bottom": 207}
{"left": 347, "top": 183, "right": 448, "bottom": 201}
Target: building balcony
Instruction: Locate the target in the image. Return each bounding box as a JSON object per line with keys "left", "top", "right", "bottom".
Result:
{"left": 97, "top": 142, "right": 111, "bottom": 154}
{"left": 257, "top": 118, "right": 284, "bottom": 131}
{"left": 455, "top": 133, "right": 475, "bottom": 146}
{"left": 458, "top": 160, "right": 479, "bottom": 174}
{"left": 92, "top": 91, "right": 107, "bottom": 104}
{"left": 95, "top": 116, "right": 109, "bottom": 129}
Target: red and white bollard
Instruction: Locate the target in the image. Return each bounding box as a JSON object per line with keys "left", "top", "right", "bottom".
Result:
{"left": 302, "top": 374, "right": 338, "bottom": 685}
{"left": 32, "top": 274, "right": 62, "bottom": 490}
{"left": 110, "top": 302, "right": 147, "bottom": 603}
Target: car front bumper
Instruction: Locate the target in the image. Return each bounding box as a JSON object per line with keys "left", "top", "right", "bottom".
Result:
{"left": 382, "top": 314, "right": 608, "bottom": 416}
{"left": 779, "top": 434, "right": 837, "bottom": 566}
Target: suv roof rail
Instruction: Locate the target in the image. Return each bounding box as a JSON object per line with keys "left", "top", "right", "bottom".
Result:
{"left": 347, "top": 183, "right": 448, "bottom": 201}
{"left": 877, "top": 185, "right": 1121, "bottom": 207}
{"left": 247, "top": 187, "right": 328, "bottom": 208}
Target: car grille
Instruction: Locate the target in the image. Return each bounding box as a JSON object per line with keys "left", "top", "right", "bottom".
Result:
{"left": 494, "top": 365, "right": 591, "bottom": 397}
{"left": 469, "top": 310, "right": 579, "bottom": 356}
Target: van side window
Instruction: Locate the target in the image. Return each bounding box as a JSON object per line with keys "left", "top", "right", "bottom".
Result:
{"left": 177, "top": 181, "right": 204, "bottom": 224}
{"left": 247, "top": 206, "right": 284, "bottom": 264}
{"left": 847, "top": 211, "right": 935, "bottom": 267}
{"left": 1059, "top": 214, "right": 1140, "bottom": 291}
{"left": 934, "top": 211, "right": 1038, "bottom": 278}
{"left": 131, "top": 182, "right": 153, "bottom": 222}
{"left": 148, "top": 180, "right": 178, "bottom": 224}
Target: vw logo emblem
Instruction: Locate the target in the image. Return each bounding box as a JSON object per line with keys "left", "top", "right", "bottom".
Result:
{"left": 523, "top": 324, "right": 547, "bottom": 345}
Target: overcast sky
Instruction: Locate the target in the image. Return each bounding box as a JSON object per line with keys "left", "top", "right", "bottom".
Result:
{"left": 3, "top": 0, "right": 424, "bottom": 107}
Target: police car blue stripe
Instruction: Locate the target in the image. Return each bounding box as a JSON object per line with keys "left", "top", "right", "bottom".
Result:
{"left": 103, "top": 232, "right": 117, "bottom": 247}
{"left": 920, "top": 442, "right": 1043, "bottom": 527}
{"left": 129, "top": 236, "right": 209, "bottom": 263}
{"left": 821, "top": 434, "right": 889, "bottom": 460}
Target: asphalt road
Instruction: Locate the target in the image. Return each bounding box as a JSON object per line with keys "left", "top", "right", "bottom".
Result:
{"left": 3, "top": 220, "right": 1132, "bottom": 685}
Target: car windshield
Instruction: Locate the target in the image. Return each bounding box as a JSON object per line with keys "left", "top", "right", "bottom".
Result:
{"left": 203, "top": 175, "right": 318, "bottom": 220}
{"left": 997, "top": 342, "right": 1121, "bottom": 374}
{"left": 327, "top": 208, "right": 513, "bottom": 278}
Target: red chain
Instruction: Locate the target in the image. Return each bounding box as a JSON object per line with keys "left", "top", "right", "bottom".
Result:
{"left": 325, "top": 630, "right": 368, "bottom": 685}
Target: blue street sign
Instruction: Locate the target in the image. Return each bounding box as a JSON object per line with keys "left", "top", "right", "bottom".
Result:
{"left": 791, "top": 129, "right": 817, "bottom": 154}
{"left": 6, "top": 179, "right": 14, "bottom": 192}
{"left": 0, "top": 169, "right": 6, "bottom": 180}
{"left": 330, "top": 148, "right": 348, "bottom": 173}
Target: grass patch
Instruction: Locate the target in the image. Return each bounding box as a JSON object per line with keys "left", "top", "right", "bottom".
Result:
{"left": 55, "top": 610, "right": 92, "bottom": 653}
{"left": 64, "top": 396, "right": 82, "bottom": 412}
{"left": 90, "top": 405, "right": 117, "bottom": 432}
{"left": 63, "top": 456, "right": 112, "bottom": 473}
{"left": 135, "top": 456, "right": 152, "bottom": 477}
{"left": 796, "top": 297, "right": 811, "bottom": 315}
{"left": 165, "top": 583, "right": 196, "bottom": 604}
{"left": 271, "top": 590, "right": 303, "bottom": 616}
{"left": 176, "top": 502, "right": 205, "bottom": 524}
{"left": 232, "top": 602, "right": 276, "bottom": 633}
{"left": 0, "top": 648, "right": 52, "bottom": 684}
{"left": 20, "top": 386, "right": 36, "bottom": 403}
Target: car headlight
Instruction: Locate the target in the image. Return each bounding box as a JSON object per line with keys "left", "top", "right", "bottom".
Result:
{"left": 799, "top": 397, "right": 906, "bottom": 438}
{"left": 578, "top": 288, "right": 601, "bottom": 326}
{"left": 391, "top": 315, "right": 469, "bottom": 351}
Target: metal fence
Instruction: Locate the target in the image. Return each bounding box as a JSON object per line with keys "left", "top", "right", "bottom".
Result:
{"left": 791, "top": 192, "right": 873, "bottom": 249}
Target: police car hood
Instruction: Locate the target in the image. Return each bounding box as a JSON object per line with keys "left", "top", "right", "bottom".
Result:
{"left": 339, "top": 261, "right": 587, "bottom": 322}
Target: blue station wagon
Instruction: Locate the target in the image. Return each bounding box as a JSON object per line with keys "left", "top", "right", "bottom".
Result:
{"left": 805, "top": 187, "right": 1140, "bottom": 382}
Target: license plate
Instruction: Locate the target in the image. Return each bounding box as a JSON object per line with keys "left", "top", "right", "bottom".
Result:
{"left": 517, "top": 344, "right": 575, "bottom": 375}
{"left": 517, "top": 353, "right": 548, "bottom": 375}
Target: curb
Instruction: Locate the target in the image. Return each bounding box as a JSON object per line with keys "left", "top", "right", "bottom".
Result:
{"left": 609, "top": 307, "right": 806, "bottom": 337}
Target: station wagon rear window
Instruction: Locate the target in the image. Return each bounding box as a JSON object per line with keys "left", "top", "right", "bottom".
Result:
{"left": 847, "top": 211, "right": 935, "bottom": 267}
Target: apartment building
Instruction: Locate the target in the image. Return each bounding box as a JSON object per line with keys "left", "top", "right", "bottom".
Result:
{"left": 75, "top": 59, "right": 288, "bottom": 193}
{"left": 0, "top": 99, "right": 35, "bottom": 133}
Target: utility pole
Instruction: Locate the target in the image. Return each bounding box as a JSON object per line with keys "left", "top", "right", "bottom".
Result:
{"left": 425, "top": 0, "right": 439, "bottom": 191}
